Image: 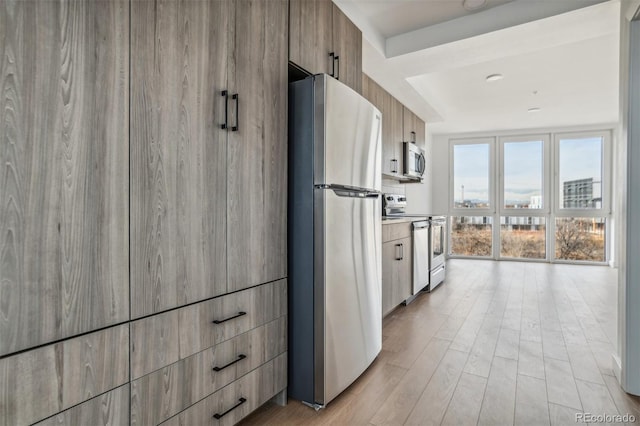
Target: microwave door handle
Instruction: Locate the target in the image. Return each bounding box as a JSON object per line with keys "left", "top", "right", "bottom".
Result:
{"left": 419, "top": 153, "right": 426, "bottom": 175}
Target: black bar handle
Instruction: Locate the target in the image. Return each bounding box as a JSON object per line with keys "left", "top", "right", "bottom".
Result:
{"left": 212, "top": 354, "right": 247, "bottom": 372}
{"left": 231, "top": 93, "right": 239, "bottom": 131}
{"left": 335, "top": 55, "right": 340, "bottom": 80}
{"left": 395, "top": 243, "right": 403, "bottom": 260}
{"left": 221, "top": 90, "right": 229, "bottom": 130}
{"left": 329, "top": 52, "right": 335, "bottom": 77}
{"left": 213, "top": 397, "right": 247, "bottom": 420}
{"left": 391, "top": 159, "right": 398, "bottom": 173}
{"left": 212, "top": 311, "right": 246, "bottom": 325}
{"left": 411, "top": 131, "right": 416, "bottom": 144}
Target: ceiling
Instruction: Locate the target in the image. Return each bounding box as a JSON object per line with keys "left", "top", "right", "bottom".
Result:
{"left": 343, "top": 0, "right": 513, "bottom": 38}
{"left": 334, "top": 0, "right": 620, "bottom": 135}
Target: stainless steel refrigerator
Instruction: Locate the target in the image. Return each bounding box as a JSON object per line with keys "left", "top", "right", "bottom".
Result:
{"left": 288, "top": 74, "right": 382, "bottom": 409}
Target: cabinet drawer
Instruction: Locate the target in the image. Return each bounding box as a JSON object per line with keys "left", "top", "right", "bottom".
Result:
{"left": 382, "top": 222, "right": 412, "bottom": 242}
{"left": 34, "top": 384, "right": 129, "bottom": 426}
{"left": 0, "top": 325, "right": 129, "bottom": 426}
{"left": 131, "top": 316, "right": 287, "bottom": 425}
{"left": 131, "top": 279, "right": 287, "bottom": 379}
{"left": 161, "top": 353, "right": 287, "bottom": 426}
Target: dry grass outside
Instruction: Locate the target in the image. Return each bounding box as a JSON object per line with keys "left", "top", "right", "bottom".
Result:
{"left": 451, "top": 219, "right": 605, "bottom": 262}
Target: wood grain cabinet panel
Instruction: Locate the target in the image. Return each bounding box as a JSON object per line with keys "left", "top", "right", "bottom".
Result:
{"left": 0, "top": 0, "right": 129, "bottom": 357}
{"left": 34, "top": 385, "right": 129, "bottom": 426}
{"left": 131, "top": 317, "right": 286, "bottom": 425}
{"left": 227, "top": 0, "right": 288, "bottom": 292}
{"left": 289, "top": 0, "right": 362, "bottom": 93}
{"left": 382, "top": 237, "right": 412, "bottom": 317}
{"left": 130, "top": 0, "right": 229, "bottom": 318}
{"left": 0, "top": 325, "right": 129, "bottom": 426}
{"left": 130, "top": 279, "right": 287, "bottom": 379}
{"left": 382, "top": 222, "right": 412, "bottom": 243}
{"left": 289, "top": 0, "right": 333, "bottom": 75}
{"left": 161, "top": 353, "right": 287, "bottom": 426}
{"left": 389, "top": 96, "right": 406, "bottom": 174}
{"left": 403, "top": 106, "right": 425, "bottom": 149}
{"left": 332, "top": 4, "right": 362, "bottom": 94}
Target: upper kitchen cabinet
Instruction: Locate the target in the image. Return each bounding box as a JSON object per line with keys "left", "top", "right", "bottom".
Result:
{"left": 403, "top": 106, "right": 426, "bottom": 149}
{"left": 131, "top": 0, "right": 229, "bottom": 318}
{"left": 332, "top": 4, "right": 363, "bottom": 93}
{"left": 363, "top": 74, "right": 404, "bottom": 178}
{"left": 0, "top": 0, "right": 129, "bottom": 356}
{"left": 131, "top": 0, "right": 288, "bottom": 316}
{"left": 289, "top": 0, "right": 333, "bottom": 76}
{"left": 227, "top": 0, "right": 288, "bottom": 292}
{"left": 290, "top": 0, "right": 363, "bottom": 93}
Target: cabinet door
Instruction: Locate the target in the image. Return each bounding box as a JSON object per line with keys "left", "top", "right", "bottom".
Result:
{"left": 227, "top": 0, "right": 288, "bottom": 292}
{"left": 389, "top": 95, "right": 405, "bottom": 175}
{"left": 289, "top": 0, "right": 333, "bottom": 75}
{"left": 332, "top": 4, "right": 362, "bottom": 93}
{"left": 403, "top": 106, "right": 417, "bottom": 145}
{"left": 381, "top": 237, "right": 411, "bottom": 317}
{"left": 415, "top": 116, "right": 426, "bottom": 149}
{"left": 130, "top": 0, "right": 229, "bottom": 318}
{"left": 0, "top": 0, "right": 128, "bottom": 356}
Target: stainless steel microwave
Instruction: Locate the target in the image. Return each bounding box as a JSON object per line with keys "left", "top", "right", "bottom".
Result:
{"left": 403, "top": 142, "right": 425, "bottom": 180}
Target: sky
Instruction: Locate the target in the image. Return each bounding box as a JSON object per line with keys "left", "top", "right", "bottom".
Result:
{"left": 453, "top": 137, "right": 602, "bottom": 206}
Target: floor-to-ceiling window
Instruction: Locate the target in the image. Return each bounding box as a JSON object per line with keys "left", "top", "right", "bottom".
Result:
{"left": 449, "top": 138, "right": 494, "bottom": 257}
{"left": 448, "top": 130, "right": 610, "bottom": 263}
{"left": 498, "top": 135, "right": 548, "bottom": 260}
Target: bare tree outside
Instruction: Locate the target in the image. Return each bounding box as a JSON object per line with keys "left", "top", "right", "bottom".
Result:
{"left": 555, "top": 217, "right": 605, "bottom": 261}
{"left": 450, "top": 217, "right": 492, "bottom": 257}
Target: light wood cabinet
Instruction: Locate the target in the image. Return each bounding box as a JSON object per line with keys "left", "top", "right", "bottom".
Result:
{"left": 403, "top": 106, "right": 426, "bottom": 149}
{"left": 130, "top": 0, "right": 229, "bottom": 318}
{"left": 131, "top": 0, "right": 288, "bottom": 316}
{"left": 0, "top": 325, "right": 129, "bottom": 426}
{"left": 162, "top": 353, "right": 287, "bottom": 426}
{"left": 0, "top": 0, "right": 129, "bottom": 357}
{"left": 131, "top": 317, "right": 286, "bottom": 425}
{"left": 289, "top": 0, "right": 362, "bottom": 93}
{"left": 382, "top": 222, "right": 413, "bottom": 317}
{"left": 332, "top": 4, "right": 363, "bottom": 93}
{"left": 289, "top": 0, "right": 333, "bottom": 75}
{"left": 363, "top": 75, "right": 405, "bottom": 177}
{"left": 34, "top": 385, "right": 129, "bottom": 426}
{"left": 130, "top": 279, "right": 287, "bottom": 380}
{"left": 227, "top": 0, "right": 288, "bottom": 292}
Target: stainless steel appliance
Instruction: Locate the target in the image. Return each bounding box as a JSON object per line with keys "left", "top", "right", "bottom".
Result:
{"left": 403, "top": 142, "right": 426, "bottom": 180}
{"left": 382, "top": 194, "right": 446, "bottom": 293}
{"left": 288, "top": 74, "right": 382, "bottom": 409}
{"left": 428, "top": 216, "right": 447, "bottom": 291}
{"left": 382, "top": 193, "right": 407, "bottom": 216}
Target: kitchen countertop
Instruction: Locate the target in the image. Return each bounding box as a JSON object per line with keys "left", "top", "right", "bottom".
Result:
{"left": 381, "top": 216, "right": 428, "bottom": 225}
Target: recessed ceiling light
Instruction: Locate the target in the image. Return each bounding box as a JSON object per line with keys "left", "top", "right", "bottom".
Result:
{"left": 528, "top": 107, "right": 541, "bottom": 113}
{"left": 486, "top": 74, "right": 504, "bottom": 82}
{"left": 463, "top": 0, "right": 487, "bottom": 11}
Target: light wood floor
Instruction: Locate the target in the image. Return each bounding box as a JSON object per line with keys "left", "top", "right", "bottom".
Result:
{"left": 241, "top": 260, "right": 640, "bottom": 426}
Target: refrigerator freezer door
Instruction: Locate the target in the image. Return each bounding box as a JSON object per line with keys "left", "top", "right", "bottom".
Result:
{"left": 315, "top": 76, "right": 382, "bottom": 192}
{"left": 315, "top": 188, "right": 382, "bottom": 405}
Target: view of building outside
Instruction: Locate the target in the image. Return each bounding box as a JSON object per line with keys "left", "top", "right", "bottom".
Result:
{"left": 453, "top": 143, "right": 490, "bottom": 209}
{"left": 451, "top": 135, "right": 606, "bottom": 262}
{"left": 503, "top": 140, "right": 543, "bottom": 209}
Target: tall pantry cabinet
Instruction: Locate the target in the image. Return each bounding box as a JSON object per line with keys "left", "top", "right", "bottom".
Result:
{"left": 1, "top": 0, "right": 288, "bottom": 424}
